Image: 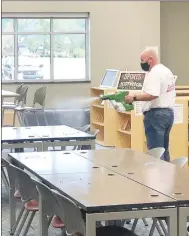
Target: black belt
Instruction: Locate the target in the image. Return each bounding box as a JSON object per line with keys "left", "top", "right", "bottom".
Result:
{"left": 143, "top": 107, "right": 172, "bottom": 116}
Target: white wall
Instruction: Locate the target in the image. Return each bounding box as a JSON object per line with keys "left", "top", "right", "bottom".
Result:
{"left": 160, "top": 2, "right": 189, "bottom": 85}
{"left": 2, "top": 1, "right": 160, "bottom": 108}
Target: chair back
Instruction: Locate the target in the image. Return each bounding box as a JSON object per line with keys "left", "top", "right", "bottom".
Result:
{"left": 8, "top": 164, "right": 37, "bottom": 202}
{"left": 146, "top": 147, "right": 165, "bottom": 159}
{"left": 52, "top": 190, "right": 86, "bottom": 236}
{"left": 88, "top": 129, "right": 99, "bottom": 137}
{"left": 171, "top": 157, "right": 188, "bottom": 167}
{"left": 33, "top": 86, "right": 47, "bottom": 108}
{"left": 79, "top": 124, "right": 90, "bottom": 132}
{"left": 33, "top": 178, "right": 60, "bottom": 217}
{"left": 14, "top": 83, "right": 24, "bottom": 104}
{"left": 16, "top": 86, "right": 29, "bottom": 106}
{"left": 16, "top": 83, "right": 24, "bottom": 94}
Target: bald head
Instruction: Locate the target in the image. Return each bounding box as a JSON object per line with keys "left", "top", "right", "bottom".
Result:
{"left": 140, "top": 48, "right": 159, "bottom": 71}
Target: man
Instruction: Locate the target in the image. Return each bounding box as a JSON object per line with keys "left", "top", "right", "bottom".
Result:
{"left": 125, "top": 48, "right": 175, "bottom": 162}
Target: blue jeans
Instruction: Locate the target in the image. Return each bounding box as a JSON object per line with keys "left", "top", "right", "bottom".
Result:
{"left": 143, "top": 108, "right": 174, "bottom": 162}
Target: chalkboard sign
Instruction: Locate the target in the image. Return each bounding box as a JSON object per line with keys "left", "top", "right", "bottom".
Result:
{"left": 116, "top": 71, "right": 146, "bottom": 90}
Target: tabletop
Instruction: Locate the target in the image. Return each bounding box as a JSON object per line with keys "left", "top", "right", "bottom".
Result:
{"left": 8, "top": 151, "right": 176, "bottom": 212}
{"left": 2, "top": 90, "right": 19, "bottom": 98}
{"left": 75, "top": 149, "right": 189, "bottom": 203}
{"left": 2, "top": 125, "right": 95, "bottom": 143}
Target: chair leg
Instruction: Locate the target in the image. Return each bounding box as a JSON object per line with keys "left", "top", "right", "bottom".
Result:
{"left": 13, "top": 110, "right": 17, "bottom": 126}
{"left": 44, "top": 112, "right": 48, "bottom": 126}
{"left": 14, "top": 210, "right": 29, "bottom": 236}
{"left": 158, "top": 219, "right": 168, "bottom": 235}
{"left": 2, "top": 109, "right": 5, "bottom": 126}
{"left": 10, "top": 205, "right": 25, "bottom": 235}
{"left": 35, "top": 112, "right": 40, "bottom": 126}
{"left": 131, "top": 219, "right": 138, "bottom": 232}
{"left": 149, "top": 218, "right": 163, "bottom": 236}
{"left": 22, "top": 211, "right": 36, "bottom": 236}
{"left": 149, "top": 218, "right": 158, "bottom": 236}
{"left": 48, "top": 215, "right": 53, "bottom": 228}
{"left": 1, "top": 167, "right": 9, "bottom": 192}
{"left": 61, "top": 228, "right": 66, "bottom": 236}
{"left": 142, "top": 218, "right": 148, "bottom": 226}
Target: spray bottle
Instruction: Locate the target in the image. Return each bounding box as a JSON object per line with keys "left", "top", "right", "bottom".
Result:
{"left": 100, "top": 91, "right": 134, "bottom": 112}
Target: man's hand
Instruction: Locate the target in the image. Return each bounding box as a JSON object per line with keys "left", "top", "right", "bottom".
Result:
{"left": 125, "top": 94, "right": 134, "bottom": 104}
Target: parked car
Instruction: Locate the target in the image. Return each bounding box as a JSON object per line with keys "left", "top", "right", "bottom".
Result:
{"left": 2, "top": 57, "right": 44, "bottom": 80}
{"left": 2, "top": 64, "right": 13, "bottom": 80}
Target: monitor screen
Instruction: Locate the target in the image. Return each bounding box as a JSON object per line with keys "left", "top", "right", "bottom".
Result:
{"left": 100, "top": 70, "right": 119, "bottom": 87}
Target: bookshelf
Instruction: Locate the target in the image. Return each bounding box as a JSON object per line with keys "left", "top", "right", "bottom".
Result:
{"left": 176, "top": 86, "right": 189, "bottom": 90}
{"left": 90, "top": 87, "right": 117, "bottom": 146}
{"left": 115, "top": 96, "right": 189, "bottom": 162}
{"left": 115, "top": 109, "right": 145, "bottom": 152}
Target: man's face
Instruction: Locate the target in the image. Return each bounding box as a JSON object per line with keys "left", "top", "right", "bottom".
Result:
{"left": 140, "top": 53, "right": 152, "bottom": 71}
{"left": 140, "top": 54, "right": 151, "bottom": 64}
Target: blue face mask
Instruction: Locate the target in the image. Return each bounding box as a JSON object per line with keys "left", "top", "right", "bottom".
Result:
{"left": 140, "top": 62, "right": 150, "bottom": 71}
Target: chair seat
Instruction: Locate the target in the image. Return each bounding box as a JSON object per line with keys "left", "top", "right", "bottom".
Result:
{"left": 51, "top": 215, "right": 65, "bottom": 228}
{"left": 24, "top": 200, "right": 39, "bottom": 211}
{"left": 96, "top": 226, "right": 138, "bottom": 236}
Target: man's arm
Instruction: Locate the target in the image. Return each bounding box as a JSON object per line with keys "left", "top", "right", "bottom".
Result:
{"left": 134, "top": 92, "right": 158, "bottom": 101}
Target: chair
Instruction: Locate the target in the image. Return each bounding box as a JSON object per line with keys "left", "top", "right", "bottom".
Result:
{"left": 149, "top": 156, "right": 189, "bottom": 236}
{"left": 33, "top": 179, "right": 66, "bottom": 235}
{"left": 52, "top": 189, "right": 138, "bottom": 236}
{"left": 2, "top": 86, "right": 29, "bottom": 126}
{"left": 1, "top": 159, "right": 9, "bottom": 192}
{"left": 20, "top": 86, "right": 48, "bottom": 126}
{"left": 6, "top": 163, "right": 39, "bottom": 236}
{"left": 73, "top": 125, "right": 99, "bottom": 150}
{"left": 2, "top": 158, "right": 26, "bottom": 234}
{"left": 146, "top": 147, "right": 165, "bottom": 159}
{"left": 170, "top": 156, "right": 188, "bottom": 167}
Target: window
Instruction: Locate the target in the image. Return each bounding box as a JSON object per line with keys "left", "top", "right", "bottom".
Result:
{"left": 2, "top": 14, "right": 90, "bottom": 83}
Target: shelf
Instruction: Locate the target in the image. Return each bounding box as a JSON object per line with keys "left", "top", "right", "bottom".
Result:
{"left": 92, "top": 121, "right": 104, "bottom": 127}
{"left": 118, "top": 129, "right": 131, "bottom": 135}
{"left": 92, "top": 104, "right": 104, "bottom": 109}
{"left": 117, "top": 110, "right": 131, "bottom": 115}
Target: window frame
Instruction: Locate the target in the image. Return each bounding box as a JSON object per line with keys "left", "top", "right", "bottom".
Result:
{"left": 2, "top": 13, "right": 90, "bottom": 84}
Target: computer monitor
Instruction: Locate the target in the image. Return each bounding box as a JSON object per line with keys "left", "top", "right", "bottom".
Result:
{"left": 100, "top": 69, "right": 119, "bottom": 88}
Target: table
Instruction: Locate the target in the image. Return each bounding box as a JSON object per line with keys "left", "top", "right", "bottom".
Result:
{"left": 75, "top": 148, "right": 189, "bottom": 235}
{"left": 2, "top": 90, "right": 19, "bottom": 101}
{"left": 8, "top": 151, "right": 178, "bottom": 236}
{"left": 2, "top": 125, "right": 96, "bottom": 151}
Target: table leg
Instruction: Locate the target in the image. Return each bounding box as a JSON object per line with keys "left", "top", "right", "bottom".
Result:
{"left": 90, "top": 140, "right": 96, "bottom": 150}
{"left": 167, "top": 211, "right": 178, "bottom": 236}
{"left": 86, "top": 213, "right": 96, "bottom": 236}
{"left": 9, "top": 187, "right": 16, "bottom": 231}
{"left": 39, "top": 195, "right": 48, "bottom": 236}
{"left": 178, "top": 207, "right": 189, "bottom": 236}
